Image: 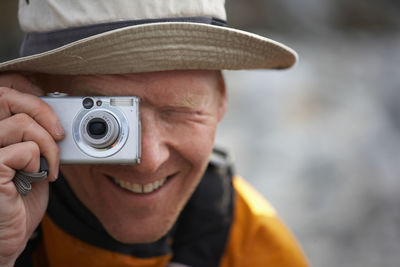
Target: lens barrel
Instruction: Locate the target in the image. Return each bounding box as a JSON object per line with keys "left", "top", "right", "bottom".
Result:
{"left": 81, "top": 110, "right": 120, "bottom": 149}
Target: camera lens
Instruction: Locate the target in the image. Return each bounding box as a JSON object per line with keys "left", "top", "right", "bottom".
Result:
{"left": 87, "top": 118, "right": 108, "bottom": 139}
{"left": 82, "top": 98, "right": 94, "bottom": 109}
{"left": 80, "top": 110, "right": 120, "bottom": 149}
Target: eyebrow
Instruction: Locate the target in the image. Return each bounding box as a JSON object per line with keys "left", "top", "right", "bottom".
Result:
{"left": 168, "top": 98, "right": 202, "bottom": 109}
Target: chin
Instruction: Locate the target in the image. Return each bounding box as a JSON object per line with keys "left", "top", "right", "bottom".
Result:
{"left": 101, "top": 216, "right": 175, "bottom": 244}
{"left": 111, "top": 231, "right": 166, "bottom": 244}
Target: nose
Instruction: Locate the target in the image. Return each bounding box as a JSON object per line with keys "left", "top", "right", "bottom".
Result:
{"left": 135, "top": 107, "right": 169, "bottom": 174}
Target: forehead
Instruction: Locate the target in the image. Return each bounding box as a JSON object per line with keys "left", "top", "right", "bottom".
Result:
{"left": 37, "top": 70, "right": 220, "bottom": 106}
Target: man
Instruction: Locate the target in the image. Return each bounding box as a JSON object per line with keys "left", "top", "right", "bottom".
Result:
{"left": 0, "top": 0, "right": 308, "bottom": 266}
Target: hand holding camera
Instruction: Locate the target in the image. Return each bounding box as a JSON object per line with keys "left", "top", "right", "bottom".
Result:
{"left": 0, "top": 73, "right": 142, "bottom": 266}
{"left": 0, "top": 73, "right": 63, "bottom": 266}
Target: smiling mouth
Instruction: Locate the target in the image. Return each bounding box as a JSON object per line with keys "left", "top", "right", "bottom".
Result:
{"left": 109, "top": 175, "right": 170, "bottom": 194}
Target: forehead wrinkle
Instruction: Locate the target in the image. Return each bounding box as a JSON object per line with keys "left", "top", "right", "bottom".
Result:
{"left": 167, "top": 87, "right": 213, "bottom": 109}
{"left": 70, "top": 74, "right": 147, "bottom": 96}
{"left": 140, "top": 77, "right": 211, "bottom": 109}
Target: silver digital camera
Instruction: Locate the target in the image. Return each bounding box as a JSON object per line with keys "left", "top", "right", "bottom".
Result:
{"left": 41, "top": 93, "right": 141, "bottom": 164}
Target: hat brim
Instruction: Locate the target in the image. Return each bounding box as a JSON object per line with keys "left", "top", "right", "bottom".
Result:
{"left": 0, "top": 22, "right": 297, "bottom": 75}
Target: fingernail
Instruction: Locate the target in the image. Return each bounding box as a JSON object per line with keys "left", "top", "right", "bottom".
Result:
{"left": 53, "top": 165, "right": 60, "bottom": 181}
{"left": 49, "top": 172, "right": 58, "bottom": 182}
{"left": 54, "top": 121, "right": 65, "bottom": 136}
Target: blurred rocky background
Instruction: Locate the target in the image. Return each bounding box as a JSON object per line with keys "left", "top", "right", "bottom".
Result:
{"left": 1, "top": 1, "right": 400, "bottom": 266}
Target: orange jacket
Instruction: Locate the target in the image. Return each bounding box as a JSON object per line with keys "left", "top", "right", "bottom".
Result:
{"left": 220, "top": 176, "right": 308, "bottom": 267}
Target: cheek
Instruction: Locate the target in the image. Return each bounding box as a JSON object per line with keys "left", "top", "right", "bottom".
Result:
{"left": 60, "top": 165, "right": 96, "bottom": 203}
{"left": 171, "top": 122, "right": 218, "bottom": 170}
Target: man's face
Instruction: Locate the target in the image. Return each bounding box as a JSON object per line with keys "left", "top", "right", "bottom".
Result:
{"left": 36, "top": 70, "right": 226, "bottom": 243}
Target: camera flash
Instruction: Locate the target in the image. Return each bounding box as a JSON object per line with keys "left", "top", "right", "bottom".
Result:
{"left": 110, "top": 98, "right": 134, "bottom": 106}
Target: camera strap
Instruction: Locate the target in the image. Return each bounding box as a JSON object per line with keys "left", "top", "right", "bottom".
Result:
{"left": 12, "top": 157, "right": 49, "bottom": 196}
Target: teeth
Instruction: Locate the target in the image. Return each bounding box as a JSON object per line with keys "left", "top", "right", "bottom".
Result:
{"left": 113, "top": 177, "right": 168, "bottom": 194}
{"left": 132, "top": 183, "right": 142, "bottom": 193}
{"left": 143, "top": 183, "right": 153, "bottom": 193}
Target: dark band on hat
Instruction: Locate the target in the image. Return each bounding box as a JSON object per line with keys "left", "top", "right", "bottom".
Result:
{"left": 20, "top": 16, "right": 227, "bottom": 57}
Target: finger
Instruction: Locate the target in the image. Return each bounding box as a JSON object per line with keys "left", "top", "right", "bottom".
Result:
{"left": 0, "top": 73, "right": 43, "bottom": 96}
{"left": 0, "top": 114, "right": 59, "bottom": 181}
{"left": 0, "top": 87, "right": 65, "bottom": 141}
{"left": 0, "top": 142, "right": 41, "bottom": 186}
{"left": 0, "top": 141, "right": 48, "bottom": 243}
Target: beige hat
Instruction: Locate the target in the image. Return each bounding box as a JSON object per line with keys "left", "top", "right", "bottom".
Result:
{"left": 0, "top": 0, "right": 297, "bottom": 75}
